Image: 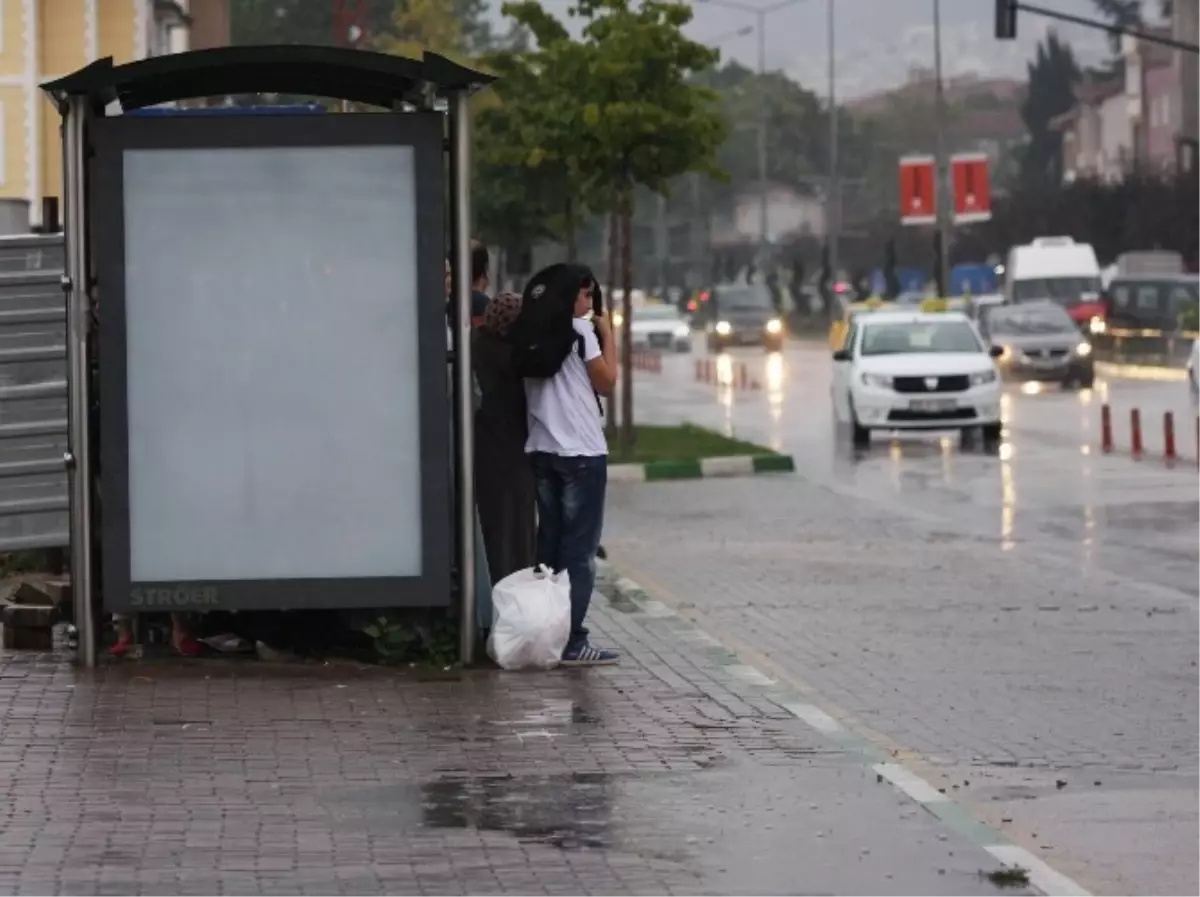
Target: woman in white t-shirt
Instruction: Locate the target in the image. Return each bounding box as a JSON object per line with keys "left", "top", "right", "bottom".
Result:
{"left": 524, "top": 272, "right": 619, "bottom": 665}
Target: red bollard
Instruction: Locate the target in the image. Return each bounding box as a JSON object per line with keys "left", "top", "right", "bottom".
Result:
{"left": 1130, "top": 408, "right": 1143, "bottom": 459}
{"left": 1100, "top": 404, "right": 1113, "bottom": 454}
{"left": 1164, "top": 412, "right": 1177, "bottom": 465}
{"left": 705, "top": 359, "right": 714, "bottom": 383}
{"left": 737, "top": 364, "right": 748, "bottom": 390}
{"left": 694, "top": 358, "right": 702, "bottom": 381}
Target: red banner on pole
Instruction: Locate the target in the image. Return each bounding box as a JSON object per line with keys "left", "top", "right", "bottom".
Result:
{"left": 898, "top": 155, "right": 936, "bottom": 226}
{"left": 951, "top": 152, "right": 992, "bottom": 224}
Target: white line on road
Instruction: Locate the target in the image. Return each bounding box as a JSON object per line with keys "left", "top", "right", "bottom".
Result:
{"left": 985, "top": 844, "right": 1093, "bottom": 896}
{"left": 781, "top": 702, "right": 844, "bottom": 736}
{"left": 726, "top": 664, "right": 777, "bottom": 686}
{"left": 871, "top": 762, "right": 951, "bottom": 805}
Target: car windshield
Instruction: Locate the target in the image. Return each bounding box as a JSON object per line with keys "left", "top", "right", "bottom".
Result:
{"left": 716, "top": 285, "right": 772, "bottom": 310}
{"left": 1012, "top": 277, "right": 1101, "bottom": 305}
{"left": 986, "top": 306, "right": 1076, "bottom": 335}
{"left": 637, "top": 306, "right": 681, "bottom": 321}
{"left": 860, "top": 320, "right": 982, "bottom": 356}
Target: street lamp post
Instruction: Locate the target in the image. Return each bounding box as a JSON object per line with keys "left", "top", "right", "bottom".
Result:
{"left": 827, "top": 0, "right": 838, "bottom": 291}
{"left": 698, "top": 0, "right": 809, "bottom": 269}
{"left": 932, "top": 0, "right": 951, "bottom": 296}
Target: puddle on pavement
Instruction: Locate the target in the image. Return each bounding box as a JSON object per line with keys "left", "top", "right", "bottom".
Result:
{"left": 421, "top": 771, "right": 617, "bottom": 849}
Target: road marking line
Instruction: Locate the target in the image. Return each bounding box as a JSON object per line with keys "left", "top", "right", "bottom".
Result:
{"left": 985, "top": 844, "right": 1092, "bottom": 896}
{"left": 726, "top": 664, "right": 776, "bottom": 686}
{"left": 871, "top": 762, "right": 951, "bottom": 805}
{"left": 781, "top": 702, "right": 844, "bottom": 735}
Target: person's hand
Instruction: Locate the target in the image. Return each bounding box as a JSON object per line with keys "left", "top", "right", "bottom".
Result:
{"left": 593, "top": 312, "right": 612, "bottom": 335}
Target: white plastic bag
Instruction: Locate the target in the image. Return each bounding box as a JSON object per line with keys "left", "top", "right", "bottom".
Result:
{"left": 487, "top": 565, "right": 571, "bottom": 671}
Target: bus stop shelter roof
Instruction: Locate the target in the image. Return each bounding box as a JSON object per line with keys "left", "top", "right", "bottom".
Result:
{"left": 41, "top": 45, "right": 494, "bottom": 112}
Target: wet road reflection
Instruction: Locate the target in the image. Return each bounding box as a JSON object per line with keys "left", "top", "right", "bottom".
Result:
{"left": 637, "top": 341, "right": 1199, "bottom": 595}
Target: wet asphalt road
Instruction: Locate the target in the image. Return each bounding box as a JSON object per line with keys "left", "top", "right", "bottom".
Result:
{"left": 604, "top": 338, "right": 1199, "bottom": 895}
{"left": 631, "top": 340, "right": 1200, "bottom": 598}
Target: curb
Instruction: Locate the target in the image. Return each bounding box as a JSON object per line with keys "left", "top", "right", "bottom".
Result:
{"left": 608, "top": 453, "right": 795, "bottom": 483}
{"left": 1095, "top": 361, "right": 1188, "bottom": 382}
{"left": 595, "top": 560, "right": 1093, "bottom": 897}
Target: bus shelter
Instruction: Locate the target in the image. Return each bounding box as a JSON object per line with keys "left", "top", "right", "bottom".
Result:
{"left": 41, "top": 46, "right": 493, "bottom": 668}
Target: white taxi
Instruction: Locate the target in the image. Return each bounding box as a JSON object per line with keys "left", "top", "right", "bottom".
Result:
{"left": 831, "top": 310, "right": 1004, "bottom": 447}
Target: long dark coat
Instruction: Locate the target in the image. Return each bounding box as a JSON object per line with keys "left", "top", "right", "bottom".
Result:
{"left": 472, "top": 328, "right": 536, "bottom": 584}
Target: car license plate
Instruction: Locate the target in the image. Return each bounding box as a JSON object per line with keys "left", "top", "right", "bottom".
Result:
{"left": 909, "top": 398, "right": 958, "bottom": 413}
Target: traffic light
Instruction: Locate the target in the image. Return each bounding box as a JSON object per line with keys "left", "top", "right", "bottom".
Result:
{"left": 994, "top": 0, "right": 1017, "bottom": 39}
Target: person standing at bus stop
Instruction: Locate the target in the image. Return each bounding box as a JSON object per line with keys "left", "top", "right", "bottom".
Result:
{"left": 524, "top": 269, "right": 619, "bottom": 665}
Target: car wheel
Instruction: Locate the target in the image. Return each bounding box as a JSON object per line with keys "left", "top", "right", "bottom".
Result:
{"left": 848, "top": 400, "right": 870, "bottom": 449}
{"left": 1077, "top": 375, "right": 1095, "bottom": 389}
{"left": 981, "top": 422, "right": 1003, "bottom": 444}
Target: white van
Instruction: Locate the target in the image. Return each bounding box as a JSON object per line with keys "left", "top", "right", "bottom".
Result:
{"left": 1005, "top": 237, "right": 1105, "bottom": 332}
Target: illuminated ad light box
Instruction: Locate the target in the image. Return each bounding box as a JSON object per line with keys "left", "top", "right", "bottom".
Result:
{"left": 93, "top": 114, "right": 450, "bottom": 612}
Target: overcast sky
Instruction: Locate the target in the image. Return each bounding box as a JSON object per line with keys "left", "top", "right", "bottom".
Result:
{"left": 516, "top": 0, "right": 1154, "bottom": 98}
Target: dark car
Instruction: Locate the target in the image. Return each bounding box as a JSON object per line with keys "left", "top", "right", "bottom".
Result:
{"left": 1106, "top": 274, "right": 1198, "bottom": 332}
{"left": 705, "top": 283, "right": 785, "bottom": 352}
{"left": 979, "top": 301, "right": 1095, "bottom": 388}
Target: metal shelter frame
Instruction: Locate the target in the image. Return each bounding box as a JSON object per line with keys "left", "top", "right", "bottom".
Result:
{"left": 41, "top": 46, "right": 494, "bottom": 669}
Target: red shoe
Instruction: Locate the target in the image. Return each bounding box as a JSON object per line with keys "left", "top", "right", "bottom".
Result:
{"left": 109, "top": 636, "right": 134, "bottom": 658}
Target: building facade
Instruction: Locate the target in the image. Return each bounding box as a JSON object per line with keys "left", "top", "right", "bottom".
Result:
{"left": 0, "top": 0, "right": 229, "bottom": 229}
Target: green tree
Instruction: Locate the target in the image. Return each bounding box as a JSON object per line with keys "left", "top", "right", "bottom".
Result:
{"left": 1019, "top": 32, "right": 1080, "bottom": 191}
{"left": 569, "top": 0, "right": 727, "bottom": 452}
{"left": 231, "top": 0, "right": 491, "bottom": 52}
{"left": 478, "top": 4, "right": 605, "bottom": 260}
{"left": 1091, "top": 0, "right": 1142, "bottom": 51}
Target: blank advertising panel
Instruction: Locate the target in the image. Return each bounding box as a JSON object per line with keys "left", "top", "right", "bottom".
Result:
{"left": 122, "top": 145, "right": 422, "bottom": 583}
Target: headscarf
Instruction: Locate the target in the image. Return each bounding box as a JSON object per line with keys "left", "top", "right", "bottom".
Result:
{"left": 482, "top": 291, "right": 523, "bottom": 336}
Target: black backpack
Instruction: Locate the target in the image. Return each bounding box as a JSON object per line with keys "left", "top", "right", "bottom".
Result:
{"left": 510, "top": 263, "right": 590, "bottom": 379}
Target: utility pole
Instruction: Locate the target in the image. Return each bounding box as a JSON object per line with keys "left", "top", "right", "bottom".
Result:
{"left": 755, "top": 7, "right": 769, "bottom": 265}
{"left": 827, "top": 0, "right": 839, "bottom": 289}
{"left": 932, "top": 0, "right": 951, "bottom": 297}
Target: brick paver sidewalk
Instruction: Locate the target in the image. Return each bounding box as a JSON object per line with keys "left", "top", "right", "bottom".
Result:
{"left": 0, "top": 595, "right": 1021, "bottom": 896}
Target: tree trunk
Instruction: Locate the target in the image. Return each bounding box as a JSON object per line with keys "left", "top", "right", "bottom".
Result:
{"left": 618, "top": 190, "right": 635, "bottom": 456}
{"left": 563, "top": 196, "right": 578, "bottom": 262}
{"left": 605, "top": 211, "right": 619, "bottom": 440}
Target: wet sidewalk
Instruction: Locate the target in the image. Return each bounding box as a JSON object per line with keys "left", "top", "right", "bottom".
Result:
{"left": 0, "top": 596, "right": 1027, "bottom": 896}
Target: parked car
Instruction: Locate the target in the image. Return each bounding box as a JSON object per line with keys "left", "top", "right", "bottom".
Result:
{"left": 978, "top": 300, "right": 1095, "bottom": 389}
{"left": 705, "top": 283, "right": 785, "bottom": 352}
{"left": 629, "top": 304, "right": 691, "bottom": 352}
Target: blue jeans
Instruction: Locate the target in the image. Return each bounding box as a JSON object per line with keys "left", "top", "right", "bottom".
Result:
{"left": 530, "top": 453, "right": 607, "bottom": 649}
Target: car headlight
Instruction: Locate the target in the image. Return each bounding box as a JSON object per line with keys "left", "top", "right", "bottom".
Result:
{"left": 674, "top": 324, "right": 690, "bottom": 339}
{"left": 1088, "top": 316, "right": 1107, "bottom": 335}
{"left": 970, "top": 370, "right": 998, "bottom": 385}
{"left": 765, "top": 318, "right": 783, "bottom": 334}
{"left": 860, "top": 372, "right": 892, "bottom": 388}
{"left": 1076, "top": 341, "right": 1092, "bottom": 357}
{"left": 715, "top": 321, "right": 732, "bottom": 335}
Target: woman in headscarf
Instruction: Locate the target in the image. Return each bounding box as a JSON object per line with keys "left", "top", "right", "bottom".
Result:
{"left": 473, "top": 291, "right": 536, "bottom": 583}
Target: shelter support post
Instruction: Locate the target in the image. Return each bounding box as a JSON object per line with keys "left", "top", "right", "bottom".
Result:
{"left": 450, "top": 91, "right": 476, "bottom": 665}
{"left": 62, "top": 95, "right": 96, "bottom": 668}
